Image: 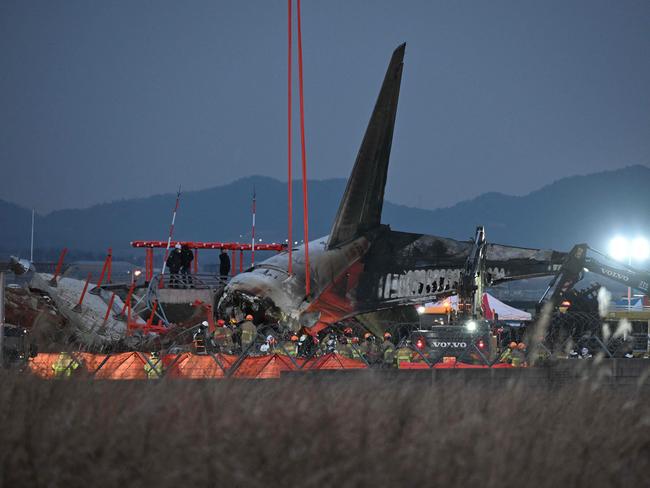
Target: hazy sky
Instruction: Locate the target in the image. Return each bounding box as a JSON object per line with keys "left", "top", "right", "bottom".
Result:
{"left": 1, "top": 0, "right": 649, "bottom": 213}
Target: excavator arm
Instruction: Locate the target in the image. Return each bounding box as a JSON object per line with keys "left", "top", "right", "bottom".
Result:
{"left": 540, "top": 244, "right": 650, "bottom": 309}
{"left": 584, "top": 255, "right": 650, "bottom": 295}
{"left": 457, "top": 226, "right": 487, "bottom": 317}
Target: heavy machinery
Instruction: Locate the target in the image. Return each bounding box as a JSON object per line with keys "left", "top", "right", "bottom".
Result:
{"left": 409, "top": 238, "right": 650, "bottom": 363}
{"left": 540, "top": 243, "right": 650, "bottom": 308}
{"left": 537, "top": 244, "right": 650, "bottom": 356}
{"left": 409, "top": 226, "right": 495, "bottom": 364}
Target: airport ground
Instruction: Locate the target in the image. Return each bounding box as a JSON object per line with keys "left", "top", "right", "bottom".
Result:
{"left": 1, "top": 366, "right": 648, "bottom": 488}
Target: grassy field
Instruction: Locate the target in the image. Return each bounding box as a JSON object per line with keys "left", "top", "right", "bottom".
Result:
{"left": 1, "top": 370, "right": 649, "bottom": 487}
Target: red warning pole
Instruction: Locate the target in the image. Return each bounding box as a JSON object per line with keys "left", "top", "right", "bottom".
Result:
{"left": 106, "top": 249, "right": 113, "bottom": 284}
{"left": 49, "top": 247, "right": 68, "bottom": 286}
{"left": 296, "top": 0, "right": 311, "bottom": 296}
{"left": 239, "top": 249, "right": 244, "bottom": 273}
{"left": 119, "top": 281, "right": 136, "bottom": 317}
{"left": 146, "top": 301, "right": 158, "bottom": 327}
{"left": 95, "top": 248, "right": 112, "bottom": 289}
{"left": 193, "top": 249, "right": 198, "bottom": 274}
{"left": 287, "top": 0, "right": 293, "bottom": 275}
{"left": 145, "top": 248, "right": 154, "bottom": 282}
{"left": 231, "top": 249, "right": 236, "bottom": 277}
{"left": 73, "top": 273, "right": 92, "bottom": 312}
{"left": 204, "top": 304, "right": 215, "bottom": 333}
{"left": 127, "top": 297, "right": 132, "bottom": 327}
{"left": 103, "top": 293, "right": 116, "bottom": 322}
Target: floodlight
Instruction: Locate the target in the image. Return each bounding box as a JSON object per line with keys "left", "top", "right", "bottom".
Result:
{"left": 609, "top": 236, "right": 629, "bottom": 262}
{"left": 416, "top": 306, "right": 425, "bottom": 315}
{"left": 134, "top": 269, "right": 142, "bottom": 277}
{"left": 465, "top": 320, "right": 477, "bottom": 332}
{"left": 631, "top": 237, "right": 649, "bottom": 261}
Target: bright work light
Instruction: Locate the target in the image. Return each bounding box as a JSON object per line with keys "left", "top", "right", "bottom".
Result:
{"left": 416, "top": 306, "right": 425, "bottom": 315}
{"left": 609, "top": 236, "right": 629, "bottom": 262}
{"left": 631, "top": 237, "right": 649, "bottom": 261}
{"left": 465, "top": 320, "right": 477, "bottom": 332}
{"left": 609, "top": 236, "right": 649, "bottom": 262}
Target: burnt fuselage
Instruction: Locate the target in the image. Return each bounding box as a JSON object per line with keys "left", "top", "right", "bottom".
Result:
{"left": 218, "top": 226, "right": 566, "bottom": 333}
{"left": 217, "top": 43, "right": 568, "bottom": 334}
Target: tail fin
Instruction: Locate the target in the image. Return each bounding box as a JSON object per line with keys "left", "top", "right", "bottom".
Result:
{"left": 327, "top": 43, "right": 405, "bottom": 248}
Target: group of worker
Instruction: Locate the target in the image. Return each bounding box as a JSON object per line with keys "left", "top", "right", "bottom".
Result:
{"left": 165, "top": 243, "right": 194, "bottom": 288}
{"left": 498, "top": 341, "right": 528, "bottom": 367}
{"left": 190, "top": 319, "right": 416, "bottom": 366}
{"left": 165, "top": 245, "right": 232, "bottom": 288}
{"left": 316, "top": 327, "right": 406, "bottom": 366}
{"left": 189, "top": 314, "right": 258, "bottom": 355}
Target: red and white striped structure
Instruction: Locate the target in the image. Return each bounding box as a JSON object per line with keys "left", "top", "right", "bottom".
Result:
{"left": 159, "top": 187, "right": 182, "bottom": 278}
{"left": 131, "top": 241, "right": 288, "bottom": 279}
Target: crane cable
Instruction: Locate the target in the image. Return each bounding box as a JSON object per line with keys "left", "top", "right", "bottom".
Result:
{"left": 287, "top": 0, "right": 293, "bottom": 275}
{"left": 296, "top": 0, "right": 311, "bottom": 296}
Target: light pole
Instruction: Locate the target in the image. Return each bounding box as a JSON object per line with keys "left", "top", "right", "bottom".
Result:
{"left": 609, "top": 236, "right": 649, "bottom": 311}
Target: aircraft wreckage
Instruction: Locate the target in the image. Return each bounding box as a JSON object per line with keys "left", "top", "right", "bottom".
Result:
{"left": 218, "top": 44, "right": 571, "bottom": 337}
{"left": 11, "top": 44, "right": 648, "bottom": 348}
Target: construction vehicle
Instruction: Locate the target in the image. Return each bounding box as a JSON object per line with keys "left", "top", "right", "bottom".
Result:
{"left": 540, "top": 243, "right": 650, "bottom": 308}
{"left": 409, "top": 227, "right": 496, "bottom": 364}
{"left": 408, "top": 236, "right": 650, "bottom": 363}
{"left": 537, "top": 244, "right": 650, "bottom": 356}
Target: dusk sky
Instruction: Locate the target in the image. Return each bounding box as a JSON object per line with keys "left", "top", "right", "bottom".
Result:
{"left": 1, "top": 0, "right": 649, "bottom": 213}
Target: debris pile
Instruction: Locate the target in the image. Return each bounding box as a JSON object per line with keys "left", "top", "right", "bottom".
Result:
{"left": 4, "top": 287, "right": 66, "bottom": 341}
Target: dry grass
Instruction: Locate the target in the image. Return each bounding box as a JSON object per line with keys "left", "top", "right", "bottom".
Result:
{"left": 1, "top": 371, "right": 649, "bottom": 488}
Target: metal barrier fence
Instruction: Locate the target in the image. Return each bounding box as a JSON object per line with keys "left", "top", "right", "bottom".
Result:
{"left": 158, "top": 273, "right": 229, "bottom": 290}
{"left": 28, "top": 350, "right": 368, "bottom": 380}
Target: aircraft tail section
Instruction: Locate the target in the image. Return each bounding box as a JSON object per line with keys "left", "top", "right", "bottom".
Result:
{"left": 327, "top": 43, "right": 405, "bottom": 248}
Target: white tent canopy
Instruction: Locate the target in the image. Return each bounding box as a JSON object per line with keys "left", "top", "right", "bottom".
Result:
{"left": 425, "top": 293, "right": 531, "bottom": 321}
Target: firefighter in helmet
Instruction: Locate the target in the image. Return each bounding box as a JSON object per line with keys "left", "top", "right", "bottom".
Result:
{"left": 395, "top": 340, "right": 413, "bottom": 368}
{"left": 511, "top": 342, "right": 527, "bottom": 367}
{"left": 52, "top": 352, "right": 79, "bottom": 378}
{"left": 499, "top": 341, "right": 518, "bottom": 364}
{"left": 238, "top": 314, "right": 257, "bottom": 353}
{"left": 144, "top": 351, "right": 163, "bottom": 379}
{"left": 381, "top": 332, "right": 396, "bottom": 367}
{"left": 214, "top": 319, "right": 234, "bottom": 354}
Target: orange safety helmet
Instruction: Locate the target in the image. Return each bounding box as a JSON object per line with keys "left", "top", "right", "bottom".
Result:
{"left": 290, "top": 335, "right": 299, "bottom": 342}
{"left": 217, "top": 319, "right": 225, "bottom": 327}
{"left": 343, "top": 327, "right": 353, "bottom": 335}
{"left": 245, "top": 314, "right": 253, "bottom": 321}
{"left": 351, "top": 337, "right": 360, "bottom": 344}
{"left": 517, "top": 342, "right": 526, "bottom": 350}
{"left": 383, "top": 332, "right": 392, "bottom": 339}
{"left": 363, "top": 332, "right": 372, "bottom": 339}
{"left": 509, "top": 342, "right": 518, "bottom": 349}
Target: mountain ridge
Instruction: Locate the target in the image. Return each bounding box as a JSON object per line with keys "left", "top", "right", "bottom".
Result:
{"left": 1, "top": 165, "right": 649, "bottom": 260}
